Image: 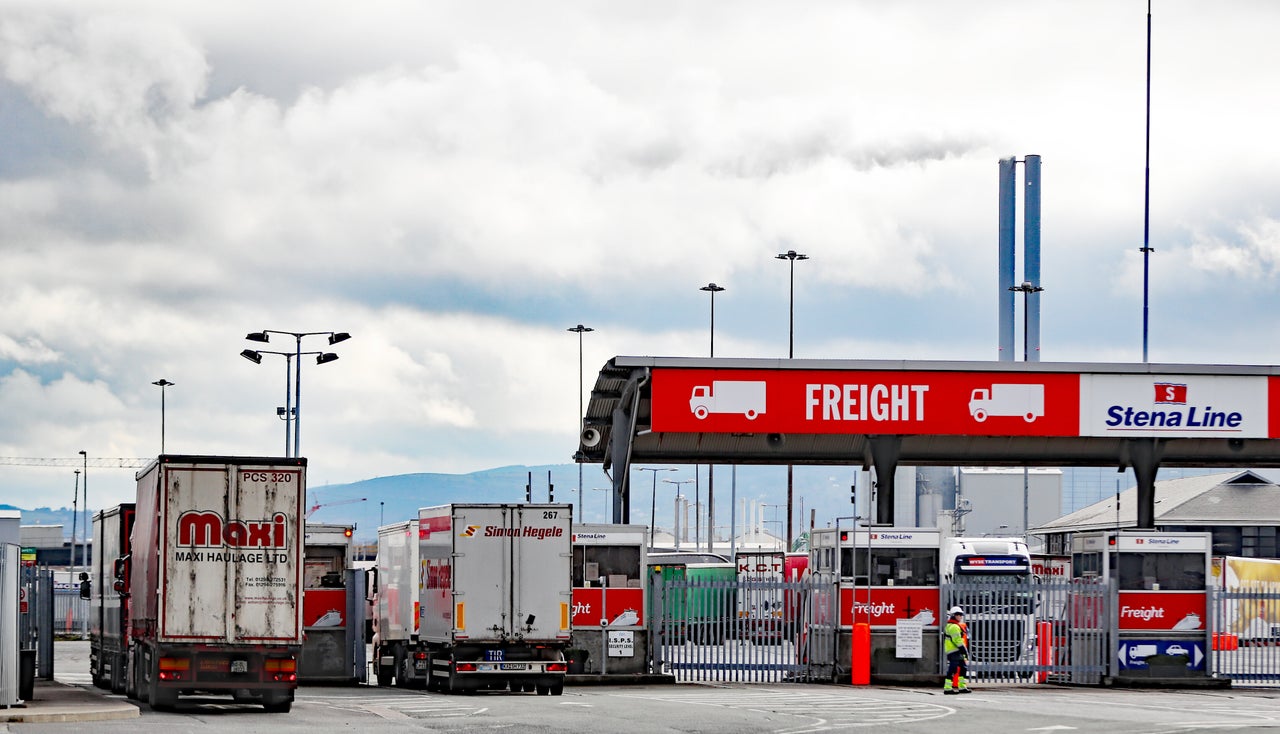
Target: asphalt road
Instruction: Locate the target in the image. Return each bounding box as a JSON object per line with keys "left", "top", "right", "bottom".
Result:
{"left": 30, "top": 640, "right": 1280, "bottom": 733}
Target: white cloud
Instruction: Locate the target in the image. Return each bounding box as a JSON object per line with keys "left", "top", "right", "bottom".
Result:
{"left": 2, "top": 2, "right": 1280, "bottom": 510}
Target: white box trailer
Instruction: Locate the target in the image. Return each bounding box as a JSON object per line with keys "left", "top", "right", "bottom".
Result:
{"left": 128, "top": 456, "right": 305, "bottom": 712}
{"left": 418, "top": 503, "right": 572, "bottom": 694}
{"left": 373, "top": 519, "right": 422, "bottom": 687}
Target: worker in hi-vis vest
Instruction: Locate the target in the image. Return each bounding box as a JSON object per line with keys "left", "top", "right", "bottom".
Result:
{"left": 943, "top": 606, "right": 971, "bottom": 694}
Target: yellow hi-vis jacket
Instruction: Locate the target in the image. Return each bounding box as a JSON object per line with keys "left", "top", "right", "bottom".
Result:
{"left": 944, "top": 619, "right": 968, "bottom": 655}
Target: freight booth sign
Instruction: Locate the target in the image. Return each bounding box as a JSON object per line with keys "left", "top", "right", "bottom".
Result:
{"left": 571, "top": 526, "right": 646, "bottom": 629}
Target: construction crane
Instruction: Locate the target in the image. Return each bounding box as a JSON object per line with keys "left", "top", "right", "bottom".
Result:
{"left": 0, "top": 457, "right": 151, "bottom": 468}
{"left": 306, "top": 497, "right": 366, "bottom": 519}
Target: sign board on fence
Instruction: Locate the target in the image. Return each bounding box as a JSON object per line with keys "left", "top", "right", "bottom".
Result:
{"left": 895, "top": 618, "right": 923, "bottom": 658}
{"left": 608, "top": 630, "right": 634, "bottom": 657}
{"left": 1117, "top": 640, "right": 1204, "bottom": 670}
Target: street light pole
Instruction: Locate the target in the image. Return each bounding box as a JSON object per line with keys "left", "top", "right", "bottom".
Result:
{"left": 637, "top": 467, "right": 676, "bottom": 548}
{"left": 243, "top": 330, "right": 349, "bottom": 458}
{"left": 77, "top": 449, "right": 87, "bottom": 639}
{"left": 152, "top": 379, "right": 174, "bottom": 454}
{"left": 776, "top": 250, "right": 808, "bottom": 549}
{"left": 663, "top": 478, "right": 693, "bottom": 549}
{"left": 70, "top": 469, "right": 79, "bottom": 600}
{"left": 1009, "top": 281, "right": 1044, "bottom": 536}
{"left": 699, "top": 283, "right": 724, "bottom": 553}
{"left": 567, "top": 325, "right": 594, "bottom": 521}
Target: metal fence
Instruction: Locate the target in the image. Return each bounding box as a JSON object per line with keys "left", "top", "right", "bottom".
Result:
{"left": 1209, "top": 585, "right": 1280, "bottom": 686}
{"left": 940, "top": 578, "right": 1112, "bottom": 685}
{"left": 649, "top": 574, "right": 837, "bottom": 683}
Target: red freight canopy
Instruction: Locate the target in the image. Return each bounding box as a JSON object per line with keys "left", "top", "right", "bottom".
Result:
{"left": 652, "top": 368, "right": 1280, "bottom": 439}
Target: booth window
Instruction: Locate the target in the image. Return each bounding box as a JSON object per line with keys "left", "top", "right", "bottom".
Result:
{"left": 1115, "top": 551, "right": 1205, "bottom": 590}
{"left": 844, "top": 548, "right": 938, "bottom": 586}
{"left": 573, "top": 546, "right": 642, "bottom": 587}
{"left": 1072, "top": 551, "right": 1102, "bottom": 578}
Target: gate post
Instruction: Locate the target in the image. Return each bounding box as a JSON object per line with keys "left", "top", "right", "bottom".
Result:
{"left": 649, "top": 568, "right": 664, "bottom": 675}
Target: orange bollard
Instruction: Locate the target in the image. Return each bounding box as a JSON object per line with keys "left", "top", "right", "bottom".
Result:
{"left": 851, "top": 622, "right": 871, "bottom": 686}
{"left": 1036, "top": 621, "right": 1052, "bottom": 683}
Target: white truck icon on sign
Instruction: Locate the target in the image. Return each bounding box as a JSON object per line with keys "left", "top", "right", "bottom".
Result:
{"left": 689, "top": 381, "right": 766, "bottom": 420}
{"left": 969, "top": 384, "right": 1045, "bottom": 423}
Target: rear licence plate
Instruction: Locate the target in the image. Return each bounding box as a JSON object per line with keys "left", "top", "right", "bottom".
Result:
{"left": 499, "top": 663, "right": 528, "bottom": 671}
{"left": 230, "top": 660, "right": 248, "bottom": 673}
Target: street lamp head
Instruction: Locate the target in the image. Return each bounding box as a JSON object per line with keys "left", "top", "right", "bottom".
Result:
{"left": 776, "top": 250, "right": 809, "bottom": 262}
{"left": 78, "top": 450, "right": 86, "bottom": 457}
{"left": 328, "top": 332, "right": 352, "bottom": 345}
{"left": 700, "top": 283, "right": 725, "bottom": 293}
{"left": 315, "top": 352, "right": 340, "bottom": 365}
{"left": 240, "top": 349, "right": 264, "bottom": 364}
{"left": 152, "top": 379, "right": 175, "bottom": 388}
{"left": 567, "top": 324, "right": 594, "bottom": 334}
{"left": 245, "top": 331, "right": 270, "bottom": 343}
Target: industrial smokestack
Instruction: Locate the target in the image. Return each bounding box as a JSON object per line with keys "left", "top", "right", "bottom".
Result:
{"left": 1024, "top": 155, "right": 1042, "bottom": 361}
{"left": 998, "top": 158, "right": 1017, "bottom": 360}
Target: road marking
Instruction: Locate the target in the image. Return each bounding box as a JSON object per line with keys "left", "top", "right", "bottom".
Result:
{"left": 615, "top": 688, "right": 954, "bottom": 731}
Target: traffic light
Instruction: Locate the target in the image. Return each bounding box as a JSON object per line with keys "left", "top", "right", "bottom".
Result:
{"left": 526, "top": 471, "right": 532, "bottom": 503}
{"left": 548, "top": 482, "right": 554, "bottom": 502}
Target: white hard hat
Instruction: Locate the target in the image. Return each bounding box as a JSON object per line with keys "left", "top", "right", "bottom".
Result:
{"left": 948, "top": 606, "right": 964, "bottom": 615}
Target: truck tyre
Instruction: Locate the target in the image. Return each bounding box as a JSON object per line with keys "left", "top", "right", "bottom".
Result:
{"left": 148, "top": 683, "right": 178, "bottom": 711}
{"left": 262, "top": 692, "right": 293, "bottom": 713}
{"left": 535, "top": 684, "right": 550, "bottom": 696}
{"left": 375, "top": 662, "right": 392, "bottom": 687}
{"left": 551, "top": 682, "right": 564, "bottom": 696}
{"left": 124, "top": 653, "right": 138, "bottom": 700}
{"left": 110, "top": 653, "right": 126, "bottom": 694}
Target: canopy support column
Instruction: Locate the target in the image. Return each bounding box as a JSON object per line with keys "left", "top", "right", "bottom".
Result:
{"left": 866, "top": 436, "right": 902, "bottom": 526}
{"left": 1124, "top": 438, "right": 1164, "bottom": 529}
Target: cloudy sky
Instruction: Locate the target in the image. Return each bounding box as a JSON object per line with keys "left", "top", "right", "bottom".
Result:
{"left": 3, "top": 1, "right": 1280, "bottom": 512}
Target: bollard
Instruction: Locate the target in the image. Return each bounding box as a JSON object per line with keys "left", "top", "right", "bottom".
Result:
{"left": 851, "top": 622, "right": 871, "bottom": 685}
{"left": 1036, "top": 621, "right": 1052, "bottom": 683}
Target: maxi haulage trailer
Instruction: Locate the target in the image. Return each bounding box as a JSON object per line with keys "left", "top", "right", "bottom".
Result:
{"left": 127, "top": 456, "right": 306, "bottom": 711}
{"left": 418, "top": 503, "right": 572, "bottom": 694}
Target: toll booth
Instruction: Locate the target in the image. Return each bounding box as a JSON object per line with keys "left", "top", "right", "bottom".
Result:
{"left": 810, "top": 527, "right": 941, "bottom": 682}
{"left": 570, "top": 524, "right": 647, "bottom": 675}
{"left": 299, "top": 523, "right": 366, "bottom": 683}
{"left": 1072, "top": 531, "right": 1211, "bottom": 679}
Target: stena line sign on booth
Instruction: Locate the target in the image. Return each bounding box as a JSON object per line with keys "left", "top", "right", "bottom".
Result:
{"left": 650, "top": 369, "right": 1280, "bottom": 438}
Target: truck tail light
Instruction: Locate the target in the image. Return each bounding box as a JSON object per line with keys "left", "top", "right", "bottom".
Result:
{"left": 455, "top": 662, "right": 477, "bottom": 672}
{"left": 546, "top": 662, "right": 567, "bottom": 673}
{"left": 158, "top": 657, "right": 189, "bottom": 680}
{"left": 158, "top": 657, "right": 190, "bottom": 671}
{"left": 413, "top": 652, "right": 427, "bottom": 660}
{"left": 264, "top": 658, "right": 296, "bottom": 672}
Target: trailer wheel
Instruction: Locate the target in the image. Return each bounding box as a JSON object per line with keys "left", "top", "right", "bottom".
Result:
{"left": 551, "top": 682, "right": 564, "bottom": 696}
{"left": 148, "top": 684, "right": 178, "bottom": 712}
{"left": 262, "top": 692, "right": 293, "bottom": 713}
{"left": 535, "top": 684, "right": 550, "bottom": 696}
{"left": 124, "top": 652, "right": 138, "bottom": 700}
{"left": 376, "top": 664, "right": 392, "bottom": 687}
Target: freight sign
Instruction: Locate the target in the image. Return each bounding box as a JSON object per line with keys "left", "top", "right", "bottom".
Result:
{"left": 650, "top": 369, "right": 1280, "bottom": 438}
{"left": 1118, "top": 592, "right": 1206, "bottom": 631}
{"left": 652, "top": 369, "right": 1080, "bottom": 436}
{"left": 570, "top": 588, "right": 644, "bottom": 628}
{"left": 839, "top": 587, "right": 940, "bottom": 628}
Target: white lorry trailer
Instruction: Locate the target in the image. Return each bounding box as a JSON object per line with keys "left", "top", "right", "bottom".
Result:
{"left": 372, "top": 519, "right": 422, "bottom": 687}
{"left": 127, "top": 456, "right": 306, "bottom": 711}
{"left": 418, "top": 503, "right": 572, "bottom": 694}
{"left": 89, "top": 503, "right": 135, "bottom": 693}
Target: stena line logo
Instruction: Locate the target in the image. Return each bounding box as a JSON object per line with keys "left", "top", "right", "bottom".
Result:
{"left": 177, "top": 511, "right": 288, "bottom": 548}
{"left": 1105, "top": 382, "right": 1244, "bottom": 430}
